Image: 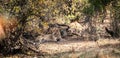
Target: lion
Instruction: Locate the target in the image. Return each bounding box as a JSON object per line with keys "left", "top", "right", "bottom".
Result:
{"left": 0, "top": 15, "right": 17, "bottom": 42}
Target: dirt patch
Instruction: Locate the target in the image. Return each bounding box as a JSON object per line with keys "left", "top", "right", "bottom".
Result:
{"left": 1, "top": 39, "right": 120, "bottom": 58}
{"left": 38, "top": 39, "right": 120, "bottom": 54}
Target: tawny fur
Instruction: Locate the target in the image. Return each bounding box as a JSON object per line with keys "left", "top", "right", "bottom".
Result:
{"left": 0, "top": 16, "right": 17, "bottom": 41}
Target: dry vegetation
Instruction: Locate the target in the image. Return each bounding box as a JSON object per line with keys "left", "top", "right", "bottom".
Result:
{"left": 0, "top": 0, "right": 120, "bottom": 58}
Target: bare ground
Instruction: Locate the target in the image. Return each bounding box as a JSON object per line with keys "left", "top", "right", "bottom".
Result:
{"left": 1, "top": 39, "right": 120, "bottom": 58}
{"left": 39, "top": 39, "right": 120, "bottom": 55}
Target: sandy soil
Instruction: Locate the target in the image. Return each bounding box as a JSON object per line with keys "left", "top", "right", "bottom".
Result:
{"left": 1, "top": 39, "right": 120, "bottom": 58}
{"left": 38, "top": 39, "right": 120, "bottom": 54}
